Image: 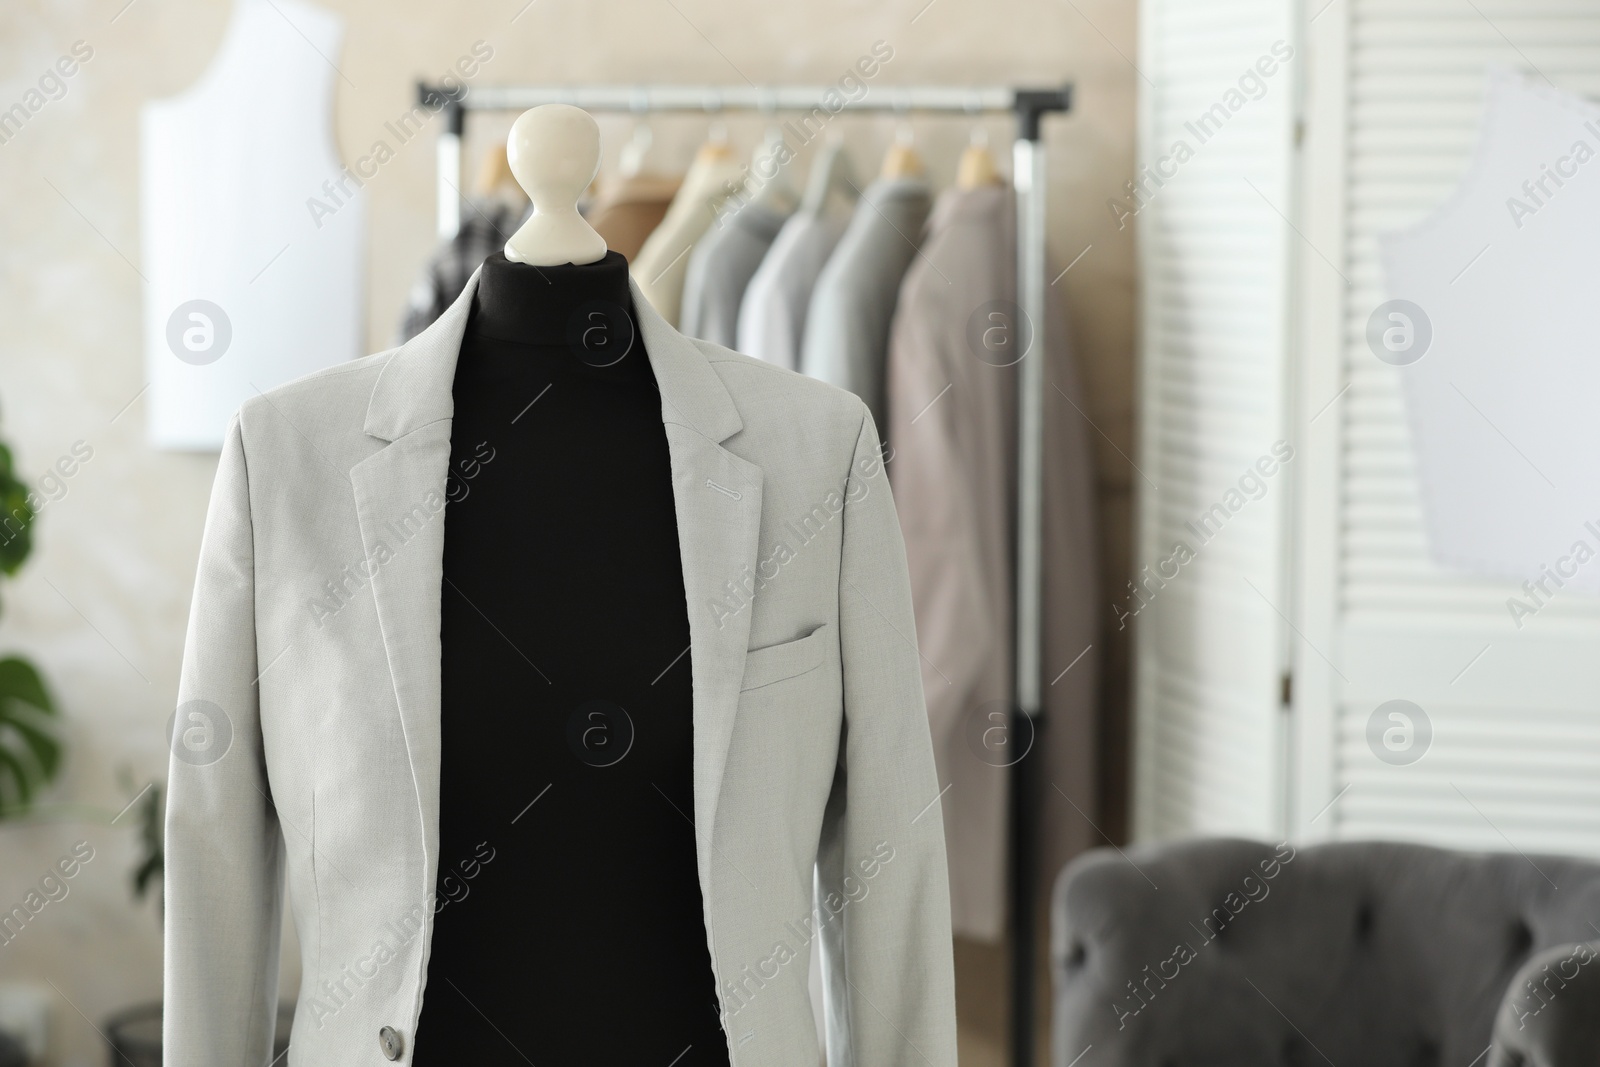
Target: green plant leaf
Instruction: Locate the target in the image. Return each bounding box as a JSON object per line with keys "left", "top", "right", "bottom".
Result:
{"left": 132, "top": 781, "right": 164, "bottom": 901}
{"left": 0, "top": 745, "right": 33, "bottom": 814}
{"left": 0, "top": 440, "right": 34, "bottom": 578}
{"left": 0, "top": 655, "right": 60, "bottom": 819}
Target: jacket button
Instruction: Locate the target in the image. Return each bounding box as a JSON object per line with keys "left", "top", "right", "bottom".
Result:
{"left": 378, "top": 1026, "right": 404, "bottom": 1061}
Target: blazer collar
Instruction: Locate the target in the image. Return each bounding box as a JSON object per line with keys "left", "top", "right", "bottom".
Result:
{"left": 363, "top": 267, "right": 744, "bottom": 445}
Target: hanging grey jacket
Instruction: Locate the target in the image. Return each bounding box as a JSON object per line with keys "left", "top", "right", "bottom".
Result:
{"left": 800, "top": 177, "right": 932, "bottom": 428}
{"left": 681, "top": 200, "right": 791, "bottom": 349}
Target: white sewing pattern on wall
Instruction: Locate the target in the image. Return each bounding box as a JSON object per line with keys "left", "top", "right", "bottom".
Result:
{"left": 140, "top": 0, "right": 364, "bottom": 451}
{"left": 1381, "top": 68, "right": 1600, "bottom": 599}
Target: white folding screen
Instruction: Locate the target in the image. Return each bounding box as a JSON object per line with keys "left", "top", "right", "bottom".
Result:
{"left": 1136, "top": 0, "right": 1600, "bottom": 851}
{"left": 1293, "top": 0, "right": 1600, "bottom": 854}
{"left": 1131, "top": 0, "right": 1300, "bottom": 841}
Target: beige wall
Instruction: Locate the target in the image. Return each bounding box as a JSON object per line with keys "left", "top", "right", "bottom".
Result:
{"left": 0, "top": 1, "right": 1135, "bottom": 1063}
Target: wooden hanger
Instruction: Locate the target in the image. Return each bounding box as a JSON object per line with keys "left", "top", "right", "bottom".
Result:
{"left": 880, "top": 121, "right": 924, "bottom": 179}
{"left": 618, "top": 120, "right": 654, "bottom": 179}
{"left": 474, "top": 141, "right": 529, "bottom": 203}
{"left": 957, "top": 127, "right": 1002, "bottom": 190}
{"left": 696, "top": 119, "right": 736, "bottom": 166}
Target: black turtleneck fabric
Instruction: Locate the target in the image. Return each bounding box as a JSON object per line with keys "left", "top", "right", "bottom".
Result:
{"left": 411, "top": 251, "right": 730, "bottom": 1065}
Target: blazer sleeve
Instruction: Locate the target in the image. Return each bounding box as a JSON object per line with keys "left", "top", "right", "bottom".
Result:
{"left": 163, "top": 413, "right": 285, "bottom": 1066}
{"left": 818, "top": 404, "right": 959, "bottom": 1067}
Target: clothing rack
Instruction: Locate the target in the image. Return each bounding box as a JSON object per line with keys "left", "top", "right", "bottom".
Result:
{"left": 418, "top": 80, "right": 1072, "bottom": 1067}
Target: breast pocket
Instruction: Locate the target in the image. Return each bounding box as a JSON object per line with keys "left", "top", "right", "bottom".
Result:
{"left": 740, "top": 623, "right": 832, "bottom": 692}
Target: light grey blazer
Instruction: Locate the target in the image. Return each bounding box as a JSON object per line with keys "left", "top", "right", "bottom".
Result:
{"left": 681, "top": 200, "right": 791, "bottom": 349}
{"left": 163, "top": 269, "right": 958, "bottom": 1067}
{"left": 801, "top": 178, "right": 932, "bottom": 429}
{"left": 737, "top": 204, "right": 850, "bottom": 371}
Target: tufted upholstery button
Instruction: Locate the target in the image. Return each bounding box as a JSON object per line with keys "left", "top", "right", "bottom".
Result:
{"left": 1354, "top": 901, "right": 1375, "bottom": 943}
{"left": 1508, "top": 919, "right": 1533, "bottom": 959}
{"left": 378, "top": 1026, "right": 404, "bottom": 1061}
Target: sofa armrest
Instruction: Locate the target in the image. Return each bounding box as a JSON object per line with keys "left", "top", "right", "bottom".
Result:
{"left": 1488, "top": 940, "right": 1600, "bottom": 1067}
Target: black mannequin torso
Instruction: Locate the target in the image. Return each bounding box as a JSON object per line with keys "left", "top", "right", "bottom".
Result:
{"left": 412, "top": 251, "right": 730, "bottom": 1065}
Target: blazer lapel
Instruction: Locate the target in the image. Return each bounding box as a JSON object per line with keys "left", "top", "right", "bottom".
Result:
{"left": 351, "top": 286, "right": 472, "bottom": 889}
{"left": 630, "top": 278, "right": 763, "bottom": 893}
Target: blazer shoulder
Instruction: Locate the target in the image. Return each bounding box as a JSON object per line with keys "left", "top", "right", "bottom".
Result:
{"left": 697, "top": 338, "right": 869, "bottom": 444}
{"left": 235, "top": 348, "right": 396, "bottom": 453}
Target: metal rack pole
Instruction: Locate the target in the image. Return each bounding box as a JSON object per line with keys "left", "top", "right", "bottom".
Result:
{"left": 435, "top": 100, "right": 465, "bottom": 240}
{"left": 421, "top": 80, "right": 1071, "bottom": 1067}
{"left": 423, "top": 82, "right": 1027, "bottom": 116}
{"left": 1009, "top": 89, "right": 1067, "bottom": 1067}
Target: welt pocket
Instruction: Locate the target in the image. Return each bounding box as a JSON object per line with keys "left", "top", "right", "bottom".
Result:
{"left": 740, "top": 624, "right": 831, "bottom": 692}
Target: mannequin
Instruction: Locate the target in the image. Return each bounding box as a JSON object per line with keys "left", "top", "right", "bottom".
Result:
{"left": 411, "top": 105, "right": 729, "bottom": 1065}
{"left": 502, "top": 103, "right": 607, "bottom": 266}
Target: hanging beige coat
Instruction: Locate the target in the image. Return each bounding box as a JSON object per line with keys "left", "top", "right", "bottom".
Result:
{"left": 589, "top": 172, "right": 681, "bottom": 262}
{"left": 631, "top": 149, "right": 745, "bottom": 325}
{"left": 886, "top": 184, "right": 1098, "bottom": 942}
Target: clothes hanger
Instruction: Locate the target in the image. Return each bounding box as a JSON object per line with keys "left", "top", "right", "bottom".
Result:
{"left": 696, "top": 117, "right": 736, "bottom": 166}
{"left": 747, "top": 125, "right": 800, "bottom": 213}
{"left": 879, "top": 116, "right": 925, "bottom": 180}
{"left": 618, "top": 120, "right": 655, "bottom": 179}
{"left": 502, "top": 104, "right": 608, "bottom": 266}
{"left": 957, "top": 125, "right": 1002, "bottom": 190}
{"left": 800, "top": 133, "right": 858, "bottom": 215}
{"left": 475, "top": 142, "right": 518, "bottom": 198}
{"left": 474, "top": 141, "right": 533, "bottom": 221}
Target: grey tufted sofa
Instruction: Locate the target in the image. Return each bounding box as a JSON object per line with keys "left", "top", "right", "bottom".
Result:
{"left": 1051, "top": 838, "right": 1600, "bottom": 1067}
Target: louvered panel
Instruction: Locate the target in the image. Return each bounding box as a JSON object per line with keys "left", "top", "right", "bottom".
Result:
{"left": 1335, "top": 704, "right": 1600, "bottom": 854}
{"left": 1133, "top": 0, "right": 1295, "bottom": 841}
{"left": 1144, "top": 670, "right": 1279, "bottom": 838}
{"left": 1320, "top": 0, "right": 1600, "bottom": 859}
